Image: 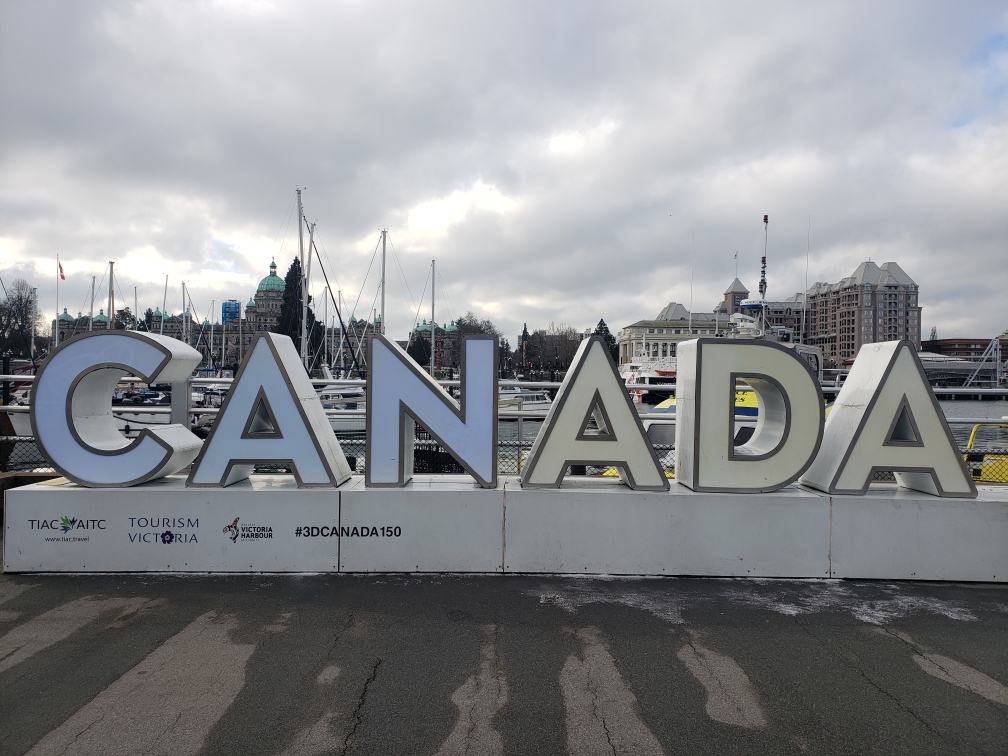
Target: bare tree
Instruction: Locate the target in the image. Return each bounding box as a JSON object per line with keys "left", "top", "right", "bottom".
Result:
{"left": 0, "top": 278, "right": 43, "bottom": 359}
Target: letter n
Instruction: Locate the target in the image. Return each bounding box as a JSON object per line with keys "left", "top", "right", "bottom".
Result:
{"left": 187, "top": 332, "right": 352, "bottom": 487}
{"left": 366, "top": 334, "right": 497, "bottom": 487}
{"left": 521, "top": 337, "right": 667, "bottom": 489}
{"left": 800, "top": 341, "right": 976, "bottom": 497}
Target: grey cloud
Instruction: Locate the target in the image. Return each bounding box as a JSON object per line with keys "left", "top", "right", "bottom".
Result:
{"left": 1, "top": 0, "right": 1005, "bottom": 344}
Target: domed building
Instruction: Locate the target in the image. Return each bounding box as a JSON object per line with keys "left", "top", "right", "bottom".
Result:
{"left": 245, "top": 258, "right": 285, "bottom": 335}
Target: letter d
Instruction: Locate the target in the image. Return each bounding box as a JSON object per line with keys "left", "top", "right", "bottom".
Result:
{"left": 675, "top": 339, "right": 824, "bottom": 491}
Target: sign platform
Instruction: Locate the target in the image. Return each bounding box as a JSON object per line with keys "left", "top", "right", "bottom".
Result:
{"left": 4, "top": 475, "right": 1007, "bottom": 580}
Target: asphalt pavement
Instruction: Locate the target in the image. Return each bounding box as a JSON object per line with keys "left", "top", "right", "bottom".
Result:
{"left": 0, "top": 573, "right": 1005, "bottom": 755}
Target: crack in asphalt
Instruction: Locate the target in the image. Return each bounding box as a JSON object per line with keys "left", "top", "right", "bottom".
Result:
{"left": 340, "top": 657, "right": 382, "bottom": 756}
{"left": 792, "top": 616, "right": 951, "bottom": 746}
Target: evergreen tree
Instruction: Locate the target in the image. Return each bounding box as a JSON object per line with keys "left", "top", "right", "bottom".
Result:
{"left": 407, "top": 334, "right": 431, "bottom": 366}
{"left": 278, "top": 257, "right": 325, "bottom": 364}
{"left": 593, "top": 318, "right": 619, "bottom": 363}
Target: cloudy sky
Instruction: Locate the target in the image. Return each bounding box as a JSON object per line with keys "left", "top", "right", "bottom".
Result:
{"left": 1, "top": 0, "right": 1006, "bottom": 344}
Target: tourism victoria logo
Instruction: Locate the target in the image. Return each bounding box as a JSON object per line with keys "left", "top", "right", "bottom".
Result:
{"left": 223, "top": 517, "right": 273, "bottom": 543}
{"left": 127, "top": 517, "right": 199, "bottom": 545}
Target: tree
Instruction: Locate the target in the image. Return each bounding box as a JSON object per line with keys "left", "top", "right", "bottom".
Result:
{"left": 456, "top": 311, "right": 500, "bottom": 337}
{"left": 407, "top": 334, "right": 431, "bottom": 366}
{"left": 0, "top": 278, "right": 42, "bottom": 359}
{"left": 278, "top": 257, "right": 325, "bottom": 362}
{"left": 115, "top": 307, "right": 136, "bottom": 331}
{"left": 143, "top": 308, "right": 154, "bottom": 332}
{"left": 593, "top": 319, "right": 619, "bottom": 363}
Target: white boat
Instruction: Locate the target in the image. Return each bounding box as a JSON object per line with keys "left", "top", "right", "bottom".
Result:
{"left": 499, "top": 386, "right": 553, "bottom": 412}
{"left": 319, "top": 386, "right": 366, "bottom": 432}
{"left": 619, "top": 356, "right": 677, "bottom": 406}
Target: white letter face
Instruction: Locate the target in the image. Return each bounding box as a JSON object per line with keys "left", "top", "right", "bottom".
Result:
{"left": 800, "top": 341, "right": 976, "bottom": 497}
{"left": 366, "top": 334, "right": 497, "bottom": 488}
{"left": 187, "top": 333, "right": 352, "bottom": 487}
{"left": 674, "top": 339, "right": 824, "bottom": 492}
{"left": 521, "top": 337, "right": 668, "bottom": 490}
{"left": 30, "top": 332, "right": 203, "bottom": 487}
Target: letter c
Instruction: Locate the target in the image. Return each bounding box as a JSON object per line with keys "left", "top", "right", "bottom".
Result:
{"left": 31, "top": 332, "right": 203, "bottom": 487}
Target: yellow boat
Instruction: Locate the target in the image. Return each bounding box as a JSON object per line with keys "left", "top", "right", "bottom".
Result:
{"left": 964, "top": 423, "right": 1008, "bottom": 484}
{"left": 650, "top": 388, "right": 760, "bottom": 417}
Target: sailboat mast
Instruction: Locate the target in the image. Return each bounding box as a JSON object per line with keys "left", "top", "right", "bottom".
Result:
{"left": 108, "top": 261, "right": 115, "bottom": 330}
{"left": 89, "top": 276, "right": 95, "bottom": 331}
{"left": 430, "top": 258, "right": 435, "bottom": 378}
{"left": 380, "top": 229, "right": 386, "bottom": 336}
{"left": 297, "top": 188, "right": 306, "bottom": 365}
{"left": 303, "top": 221, "right": 315, "bottom": 369}
{"left": 161, "top": 274, "right": 168, "bottom": 335}
{"left": 337, "top": 290, "right": 344, "bottom": 375}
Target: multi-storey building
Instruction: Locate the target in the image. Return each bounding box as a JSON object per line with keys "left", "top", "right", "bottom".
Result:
{"left": 799, "top": 261, "right": 920, "bottom": 366}
{"left": 618, "top": 261, "right": 920, "bottom": 370}
{"left": 409, "top": 319, "right": 461, "bottom": 373}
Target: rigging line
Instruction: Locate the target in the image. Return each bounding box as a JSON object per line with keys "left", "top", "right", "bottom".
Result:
{"left": 386, "top": 236, "right": 416, "bottom": 312}
{"left": 312, "top": 229, "right": 344, "bottom": 295}
{"left": 408, "top": 265, "right": 430, "bottom": 342}
{"left": 350, "top": 233, "right": 382, "bottom": 321}
{"left": 185, "top": 290, "right": 217, "bottom": 371}
{"left": 353, "top": 283, "right": 381, "bottom": 366}
{"left": 311, "top": 238, "right": 362, "bottom": 376}
{"left": 435, "top": 267, "right": 458, "bottom": 325}
{"left": 273, "top": 192, "right": 296, "bottom": 246}
{"left": 275, "top": 193, "right": 297, "bottom": 267}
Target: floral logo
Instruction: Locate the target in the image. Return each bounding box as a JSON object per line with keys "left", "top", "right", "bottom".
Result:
{"left": 160, "top": 530, "right": 175, "bottom": 544}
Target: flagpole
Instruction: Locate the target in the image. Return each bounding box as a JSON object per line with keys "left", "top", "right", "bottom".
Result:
{"left": 55, "top": 255, "right": 59, "bottom": 347}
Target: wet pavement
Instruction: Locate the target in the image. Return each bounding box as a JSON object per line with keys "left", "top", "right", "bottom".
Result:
{"left": 0, "top": 573, "right": 1005, "bottom": 755}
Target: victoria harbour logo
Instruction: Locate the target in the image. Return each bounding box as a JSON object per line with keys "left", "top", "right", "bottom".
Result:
{"left": 223, "top": 517, "right": 273, "bottom": 542}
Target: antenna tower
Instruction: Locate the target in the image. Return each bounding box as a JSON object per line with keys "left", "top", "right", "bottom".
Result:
{"left": 759, "top": 214, "right": 768, "bottom": 300}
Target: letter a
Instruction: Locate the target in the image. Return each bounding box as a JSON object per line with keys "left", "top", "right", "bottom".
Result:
{"left": 800, "top": 341, "right": 976, "bottom": 497}
{"left": 366, "top": 334, "right": 497, "bottom": 487}
{"left": 187, "top": 332, "right": 352, "bottom": 487}
{"left": 521, "top": 337, "right": 667, "bottom": 489}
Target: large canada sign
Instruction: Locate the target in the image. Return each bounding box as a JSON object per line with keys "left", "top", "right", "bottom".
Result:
{"left": 30, "top": 329, "right": 976, "bottom": 498}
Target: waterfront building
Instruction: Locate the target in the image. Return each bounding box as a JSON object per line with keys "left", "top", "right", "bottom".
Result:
{"left": 619, "top": 261, "right": 921, "bottom": 370}
{"left": 244, "top": 259, "right": 285, "bottom": 335}
{"left": 51, "top": 307, "right": 106, "bottom": 342}
{"left": 409, "top": 319, "right": 461, "bottom": 371}
{"left": 798, "top": 261, "right": 920, "bottom": 366}
{"left": 618, "top": 303, "right": 728, "bottom": 365}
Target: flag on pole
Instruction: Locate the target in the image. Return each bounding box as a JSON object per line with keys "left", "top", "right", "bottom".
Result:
{"left": 734, "top": 251, "right": 737, "bottom": 260}
{"left": 58, "top": 261, "right": 65, "bottom": 280}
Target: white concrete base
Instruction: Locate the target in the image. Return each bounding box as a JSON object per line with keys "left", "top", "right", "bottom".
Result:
{"left": 4, "top": 475, "right": 1007, "bottom": 580}
{"left": 339, "top": 477, "right": 504, "bottom": 573}
{"left": 502, "top": 478, "right": 830, "bottom": 576}
{"left": 3, "top": 475, "right": 340, "bottom": 572}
